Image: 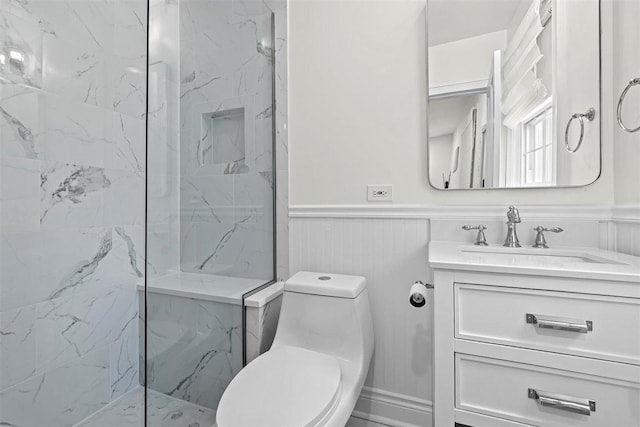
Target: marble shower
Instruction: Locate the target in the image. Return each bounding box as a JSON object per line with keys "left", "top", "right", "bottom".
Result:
{"left": 0, "top": 0, "right": 147, "bottom": 424}
{"left": 0, "top": 0, "right": 285, "bottom": 424}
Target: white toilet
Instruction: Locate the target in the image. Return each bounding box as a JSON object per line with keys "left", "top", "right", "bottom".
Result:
{"left": 216, "top": 271, "right": 374, "bottom": 427}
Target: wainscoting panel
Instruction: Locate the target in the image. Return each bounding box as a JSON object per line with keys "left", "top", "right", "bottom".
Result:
{"left": 290, "top": 217, "right": 433, "bottom": 426}
{"left": 612, "top": 205, "right": 640, "bottom": 257}
{"left": 289, "top": 203, "right": 639, "bottom": 426}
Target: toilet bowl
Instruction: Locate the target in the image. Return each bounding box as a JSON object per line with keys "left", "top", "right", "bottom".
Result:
{"left": 216, "top": 271, "right": 374, "bottom": 427}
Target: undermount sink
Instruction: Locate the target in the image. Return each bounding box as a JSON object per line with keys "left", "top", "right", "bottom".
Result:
{"left": 461, "top": 247, "right": 627, "bottom": 265}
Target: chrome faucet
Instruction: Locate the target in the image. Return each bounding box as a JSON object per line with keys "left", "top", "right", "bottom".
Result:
{"left": 503, "top": 206, "right": 521, "bottom": 248}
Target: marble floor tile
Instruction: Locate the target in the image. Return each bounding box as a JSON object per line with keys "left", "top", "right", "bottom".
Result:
{"left": 75, "top": 386, "right": 216, "bottom": 427}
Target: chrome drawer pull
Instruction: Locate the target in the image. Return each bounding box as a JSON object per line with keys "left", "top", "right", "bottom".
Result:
{"left": 528, "top": 388, "right": 596, "bottom": 416}
{"left": 526, "top": 313, "right": 593, "bottom": 333}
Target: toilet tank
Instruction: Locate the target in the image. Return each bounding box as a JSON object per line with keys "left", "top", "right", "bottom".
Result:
{"left": 271, "top": 272, "right": 374, "bottom": 364}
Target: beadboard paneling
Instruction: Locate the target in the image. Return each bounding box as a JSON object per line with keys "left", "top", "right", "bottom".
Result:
{"left": 290, "top": 217, "right": 433, "bottom": 410}
{"left": 612, "top": 205, "right": 640, "bottom": 257}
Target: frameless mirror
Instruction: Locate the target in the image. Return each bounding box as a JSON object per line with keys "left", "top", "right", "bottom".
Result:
{"left": 427, "top": 0, "right": 601, "bottom": 190}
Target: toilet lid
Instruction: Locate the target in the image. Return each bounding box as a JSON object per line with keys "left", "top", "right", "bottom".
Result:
{"left": 216, "top": 345, "right": 342, "bottom": 427}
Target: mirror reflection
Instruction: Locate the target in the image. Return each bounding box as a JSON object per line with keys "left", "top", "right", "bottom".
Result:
{"left": 428, "top": 0, "right": 601, "bottom": 190}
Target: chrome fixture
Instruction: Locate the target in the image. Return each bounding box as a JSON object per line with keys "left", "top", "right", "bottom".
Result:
{"left": 528, "top": 388, "right": 596, "bottom": 416}
{"left": 526, "top": 313, "right": 592, "bottom": 333}
{"left": 503, "top": 206, "right": 521, "bottom": 248}
{"left": 532, "top": 226, "right": 563, "bottom": 248}
{"left": 462, "top": 224, "right": 488, "bottom": 246}
{"left": 617, "top": 77, "right": 640, "bottom": 133}
{"left": 565, "top": 108, "right": 596, "bottom": 153}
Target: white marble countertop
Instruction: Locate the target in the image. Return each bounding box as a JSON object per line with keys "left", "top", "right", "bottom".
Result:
{"left": 138, "top": 271, "right": 271, "bottom": 305}
{"left": 429, "top": 241, "right": 640, "bottom": 282}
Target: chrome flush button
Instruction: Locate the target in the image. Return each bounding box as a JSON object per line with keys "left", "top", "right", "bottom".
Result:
{"left": 318, "top": 276, "right": 331, "bottom": 281}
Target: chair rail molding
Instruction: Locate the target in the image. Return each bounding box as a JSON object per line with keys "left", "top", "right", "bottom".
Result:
{"left": 289, "top": 204, "right": 628, "bottom": 221}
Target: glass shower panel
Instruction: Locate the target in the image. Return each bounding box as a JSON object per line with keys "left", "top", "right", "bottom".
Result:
{"left": 1, "top": 0, "right": 147, "bottom": 425}
{"left": 145, "top": 0, "right": 275, "bottom": 423}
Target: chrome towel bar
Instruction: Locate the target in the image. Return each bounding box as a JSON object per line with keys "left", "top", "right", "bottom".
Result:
{"left": 617, "top": 77, "right": 640, "bottom": 133}
{"left": 564, "top": 108, "right": 596, "bottom": 153}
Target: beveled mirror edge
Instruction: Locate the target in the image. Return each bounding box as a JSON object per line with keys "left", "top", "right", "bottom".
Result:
{"left": 425, "top": 0, "right": 603, "bottom": 192}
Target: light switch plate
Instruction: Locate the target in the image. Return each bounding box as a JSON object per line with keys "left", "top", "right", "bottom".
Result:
{"left": 367, "top": 185, "right": 393, "bottom": 202}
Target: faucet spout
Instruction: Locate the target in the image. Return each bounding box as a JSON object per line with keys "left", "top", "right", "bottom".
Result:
{"left": 503, "top": 206, "right": 522, "bottom": 248}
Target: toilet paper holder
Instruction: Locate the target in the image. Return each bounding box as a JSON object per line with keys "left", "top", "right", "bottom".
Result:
{"left": 409, "top": 280, "right": 433, "bottom": 308}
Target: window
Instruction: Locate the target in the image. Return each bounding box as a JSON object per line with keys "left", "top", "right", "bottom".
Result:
{"left": 521, "top": 106, "right": 554, "bottom": 186}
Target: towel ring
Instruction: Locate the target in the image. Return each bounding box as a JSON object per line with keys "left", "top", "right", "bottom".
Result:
{"left": 617, "top": 77, "right": 640, "bottom": 133}
{"left": 565, "top": 108, "right": 596, "bottom": 153}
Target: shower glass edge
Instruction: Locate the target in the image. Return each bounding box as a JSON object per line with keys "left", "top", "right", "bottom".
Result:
{"left": 144, "top": 0, "right": 276, "bottom": 424}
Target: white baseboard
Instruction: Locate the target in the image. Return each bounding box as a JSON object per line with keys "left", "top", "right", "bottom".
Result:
{"left": 352, "top": 387, "right": 432, "bottom": 427}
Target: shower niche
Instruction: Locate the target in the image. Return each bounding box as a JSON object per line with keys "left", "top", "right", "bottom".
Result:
{"left": 200, "top": 107, "right": 247, "bottom": 171}
{"left": 195, "top": 97, "right": 257, "bottom": 175}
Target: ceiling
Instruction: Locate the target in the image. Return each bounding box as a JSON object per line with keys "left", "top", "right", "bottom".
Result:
{"left": 428, "top": 94, "right": 484, "bottom": 138}
{"left": 428, "top": 0, "right": 525, "bottom": 46}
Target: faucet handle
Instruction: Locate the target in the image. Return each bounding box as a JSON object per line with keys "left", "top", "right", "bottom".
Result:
{"left": 532, "top": 226, "right": 564, "bottom": 248}
{"left": 462, "top": 225, "right": 488, "bottom": 246}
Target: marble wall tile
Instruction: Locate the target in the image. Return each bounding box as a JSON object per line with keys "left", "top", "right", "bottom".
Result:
{"left": 1, "top": 224, "right": 144, "bottom": 313}
{"left": 0, "top": 8, "right": 44, "bottom": 89}
{"left": 245, "top": 293, "right": 282, "bottom": 363}
{"left": 39, "top": 163, "right": 111, "bottom": 229}
{"left": 36, "top": 0, "right": 146, "bottom": 116}
{"left": 0, "top": 347, "right": 111, "bottom": 427}
{"left": 180, "top": 174, "right": 235, "bottom": 223}
{"left": 1, "top": 1, "right": 147, "bottom": 424}
{"left": 36, "top": 283, "right": 137, "bottom": 375}
{"left": 109, "top": 293, "right": 140, "bottom": 400}
{"left": 177, "top": 0, "right": 277, "bottom": 282}
{"left": 144, "top": 292, "right": 243, "bottom": 409}
{"left": 1, "top": 87, "right": 146, "bottom": 172}
{"left": 0, "top": 157, "right": 40, "bottom": 233}
{"left": 147, "top": 221, "right": 181, "bottom": 277}
{"left": 259, "top": 293, "right": 281, "bottom": 353}
{"left": 245, "top": 305, "right": 261, "bottom": 363}
{"left": 1, "top": 228, "right": 108, "bottom": 311}
{"left": 0, "top": 304, "right": 37, "bottom": 391}
{"left": 0, "top": 85, "right": 41, "bottom": 160}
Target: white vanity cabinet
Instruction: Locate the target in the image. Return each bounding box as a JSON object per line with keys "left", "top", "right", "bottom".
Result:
{"left": 429, "top": 242, "right": 640, "bottom": 427}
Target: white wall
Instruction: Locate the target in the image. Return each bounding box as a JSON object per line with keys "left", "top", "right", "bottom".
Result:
{"left": 287, "top": 1, "right": 639, "bottom": 425}
{"left": 289, "top": 0, "right": 622, "bottom": 206}
{"left": 554, "top": 0, "right": 601, "bottom": 187}
{"left": 612, "top": 0, "right": 640, "bottom": 203}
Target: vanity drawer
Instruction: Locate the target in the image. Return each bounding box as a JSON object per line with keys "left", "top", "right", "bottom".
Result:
{"left": 455, "top": 283, "right": 640, "bottom": 365}
{"left": 455, "top": 353, "right": 640, "bottom": 427}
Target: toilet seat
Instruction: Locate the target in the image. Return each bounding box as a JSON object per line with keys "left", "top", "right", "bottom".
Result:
{"left": 216, "top": 345, "right": 342, "bottom": 427}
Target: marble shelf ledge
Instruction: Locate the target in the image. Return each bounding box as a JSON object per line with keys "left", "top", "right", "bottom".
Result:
{"left": 138, "top": 271, "right": 271, "bottom": 305}
{"left": 244, "top": 281, "right": 284, "bottom": 308}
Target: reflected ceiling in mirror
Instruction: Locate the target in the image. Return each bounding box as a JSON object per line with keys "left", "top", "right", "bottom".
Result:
{"left": 427, "top": 0, "right": 601, "bottom": 190}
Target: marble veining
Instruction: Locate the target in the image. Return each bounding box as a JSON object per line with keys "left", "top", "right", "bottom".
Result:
{"left": 0, "top": 104, "right": 37, "bottom": 158}
{"left": 49, "top": 228, "right": 114, "bottom": 300}
{"left": 41, "top": 165, "right": 111, "bottom": 223}
{"left": 245, "top": 290, "right": 282, "bottom": 363}
{"left": 177, "top": 0, "right": 275, "bottom": 281}
{"left": 1, "top": 0, "right": 146, "bottom": 424}
{"left": 143, "top": 291, "right": 242, "bottom": 409}
{"left": 75, "top": 386, "right": 216, "bottom": 427}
